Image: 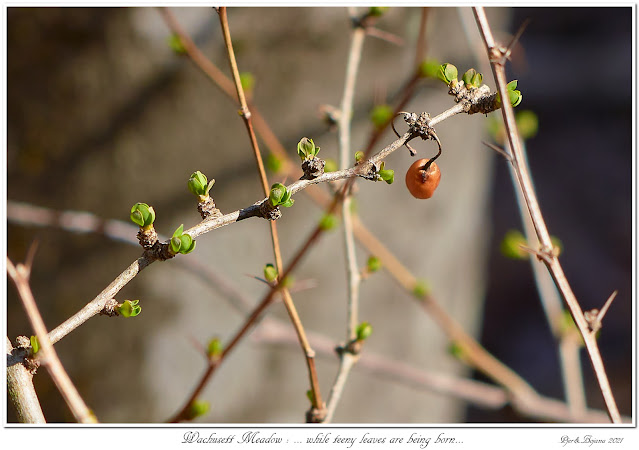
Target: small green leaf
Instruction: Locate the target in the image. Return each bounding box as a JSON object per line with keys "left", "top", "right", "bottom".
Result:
{"left": 179, "top": 233, "right": 195, "bottom": 254}
{"left": 263, "top": 263, "right": 278, "bottom": 283}
{"left": 170, "top": 236, "right": 182, "bottom": 254}
{"left": 130, "top": 203, "right": 155, "bottom": 227}
{"left": 378, "top": 169, "right": 394, "bottom": 184}
{"left": 515, "top": 110, "right": 539, "bottom": 140}
{"left": 506, "top": 80, "right": 518, "bottom": 91}
{"left": 370, "top": 104, "right": 393, "bottom": 129}
{"left": 366, "top": 256, "right": 382, "bottom": 273}
{"left": 354, "top": 151, "right": 364, "bottom": 163}
{"left": 117, "top": 300, "right": 142, "bottom": 318}
{"left": 306, "top": 389, "right": 315, "bottom": 405}
{"left": 167, "top": 34, "right": 186, "bottom": 54}
{"left": 30, "top": 335, "right": 39, "bottom": 355}
{"left": 207, "top": 338, "right": 223, "bottom": 358}
{"left": 437, "top": 63, "right": 458, "bottom": 84}
{"left": 319, "top": 213, "right": 339, "bottom": 231}
{"left": 172, "top": 224, "right": 184, "bottom": 238}
{"left": 269, "top": 183, "right": 286, "bottom": 207}
{"left": 448, "top": 341, "right": 465, "bottom": 359}
{"left": 188, "top": 171, "right": 208, "bottom": 197}
{"left": 500, "top": 230, "right": 528, "bottom": 260}
{"left": 418, "top": 58, "right": 441, "bottom": 78}
{"left": 355, "top": 322, "right": 373, "bottom": 341}
{"left": 266, "top": 153, "right": 283, "bottom": 173}
{"left": 187, "top": 400, "right": 210, "bottom": 420}
{"left": 471, "top": 72, "right": 483, "bottom": 88}
{"left": 508, "top": 89, "right": 522, "bottom": 107}
{"left": 280, "top": 197, "right": 294, "bottom": 208}
{"left": 239, "top": 72, "right": 255, "bottom": 94}
{"left": 412, "top": 279, "right": 430, "bottom": 298}
{"left": 462, "top": 68, "right": 477, "bottom": 86}
{"left": 297, "top": 137, "right": 319, "bottom": 161}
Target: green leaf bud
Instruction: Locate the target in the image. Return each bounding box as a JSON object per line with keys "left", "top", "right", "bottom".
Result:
{"left": 239, "top": 71, "right": 255, "bottom": 95}
{"left": 170, "top": 236, "right": 182, "bottom": 254}
{"left": 117, "top": 299, "right": 141, "bottom": 318}
{"left": 297, "top": 137, "right": 319, "bottom": 161}
{"left": 168, "top": 34, "right": 186, "bottom": 54}
{"left": 130, "top": 203, "right": 155, "bottom": 228}
{"left": 266, "top": 153, "right": 283, "bottom": 173}
{"left": 412, "top": 279, "right": 430, "bottom": 299}
{"left": 263, "top": 263, "right": 278, "bottom": 283}
{"left": 500, "top": 229, "right": 528, "bottom": 260}
{"left": 437, "top": 63, "right": 458, "bottom": 84}
{"left": 448, "top": 341, "right": 465, "bottom": 359}
{"left": 370, "top": 104, "right": 394, "bottom": 129}
{"left": 30, "top": 335, "right": 39, "bottom": 355}
{"left": 366, "top": 256, "right": 382, "bottom": 273}
{"left": 419, "top": 58, "right": 441, "bottom": 78}
{"left": 354, "top": 151, "right": 364, "bottom": 163}
{"left": 269, "top": 183, "right": 286, "bottom": 207}
{"left": 207, "top": 338, "right": 223, "bottom": 358}
{"left": 323, "top": 158, "right": 337, "bottom": 173}
{"left": 178, "top": 233, "right": 196, "bottom": 254}
{"left": 462, "top": 68, "right": 477, "bottom": 87}
{"left": 515, "top": 110, "right": 539, "bottom": 140}
{"left": 319, "top": 213, "right": 339, "bottom": 231}
{"left": 355, "top": 321, "right": 373, "bottom": 341}
{"left": 188, "top": 171, "right": 209, "bottom": 197}
{"left": 187, "top": 400, "right": 210, "bottom": 420}
{"left": 378, "top": 169, "right": 394, "bottom": 184}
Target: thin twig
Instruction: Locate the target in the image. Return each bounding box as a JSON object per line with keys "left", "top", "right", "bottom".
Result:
{"left": 253, "top": 318, "right": 622, "bottom": 423}
{"left": 218, "top": 6, "right": 324, "bottom": 417}
{"left": 473, "top": 6, "right": 620, "bottom": 423}
{"left": 324, "top": 20, "right": 366, "bottom": 424}
{"left": 7, "top": 258, "right": 97, "bottom": 423}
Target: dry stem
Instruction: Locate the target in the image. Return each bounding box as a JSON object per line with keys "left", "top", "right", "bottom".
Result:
{"left": 473, "top": 6, "right": 620, "bottom": 423}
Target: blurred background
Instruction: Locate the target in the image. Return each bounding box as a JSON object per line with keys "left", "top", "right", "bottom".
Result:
{"left": 6, "top": 7, "right": 633, "bottom": 423}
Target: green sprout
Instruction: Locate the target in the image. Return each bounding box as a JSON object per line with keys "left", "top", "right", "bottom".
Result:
{"left": 370, "top": 104, "right": 394, "bottom": 129}
{"left": 187, "top": 400, "right": 210, "bottom": 420}
{"left": 419, "top": 58, "right": 441, "bottom": 79}
{"left": 116, "top": 300, "right": 142, "bottom": 318}
{"left": 239, "top": 71, "right": 255, "bottom": 95}
{"left": 366, "top": 256, "right": 382, "bottom": 273}
{"left": 319, "top": 213, "right": 339, "bottom": 231}
{"left": 500, "top": 230, "right": 528, "bottom": 260}
{"left": 354, "top": 151, "right": 365, "bottom": 163}
{"left": 263, "top": 263, "right": 278, "bottom": 283}
{"left": 497, "top": 80, "right": 523, "bottom": 107}
{"left": 170, "top": 224, "right": 196, "bottom": 255}
{"left": 437, "top": 63, "right": 458, "bottom": 84}
{"left": 187, "top": 171, "right": 215, "bottom": 201}
{"left": 30, "top": 335, "right": 40, "bottom": 355}
{"left": 462, "top": 68, "right": 483, "bottom": 88}
{"left": 207, "top": 338, "right": 223, "bottom": 359}
{"left": 130, "top": 203, "right": 155, "bottom": 229}
{"left": 412, "top": 279, "right": 430, "bottom": 299}
{"left": 355, "top": 322, "right": 373, "bottom": 341}
{"left": 167, "top": 34, "right": 186, "bottom": 54}
{"left": 266, "top": 153, "right": 283, "bottom": 173}
{"left": 377, "top": 161, "right": 394, "bottom": 184}
{"left": 269, "top": 183, "right": 294, "bottom": 208}
{"left": 297, "top": 137, "right": 321, "bottom": 161}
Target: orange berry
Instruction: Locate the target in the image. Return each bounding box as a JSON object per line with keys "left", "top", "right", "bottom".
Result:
{"left": 405, "top": 158, "right": 441, "bottom": 199}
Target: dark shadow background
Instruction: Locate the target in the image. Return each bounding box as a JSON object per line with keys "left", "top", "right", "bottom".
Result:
{"left": 5, "top": 7, "right": 634, "bottom": 423}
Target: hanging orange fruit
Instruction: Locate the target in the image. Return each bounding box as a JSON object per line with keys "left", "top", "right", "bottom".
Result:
{"left": 405, "top": 158, "right": 441, "bottom": 199}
